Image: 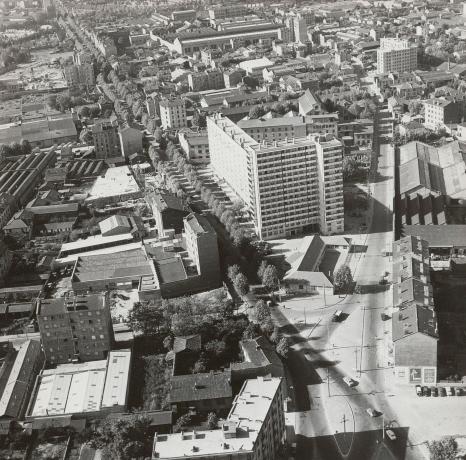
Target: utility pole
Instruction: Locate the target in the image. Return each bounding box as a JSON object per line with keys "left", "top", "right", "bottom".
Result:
{"left": 354, "top": 347, "right": 358, "bottom": 374}
{"left": 327, "top": 367, "right": 330, "bottom": 397}
{"left": 341, "top": 414, "right": 348, "bottom": 435}
{"left": 382, "top": 413, "right": 385, "bottom": 441}
{"left": 303, "top": 306, "right": 307, "bottom": 325}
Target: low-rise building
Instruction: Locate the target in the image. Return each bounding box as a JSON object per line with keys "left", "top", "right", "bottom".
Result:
{"left": 26, "top": 349, "right": 131, "bottom": 422}
{"left": 178, "top": 130, "right": 210, "bottom": 164}
{"left": 0, "top": 340, "right": 43, "bottom": 434}
{"left": 146, "top": 191, "right": 189, "bottom": 236}
{"left": 169, "top": 369, "right": 232, "bottom": 415}
{"left": 392, "top": 304, "right": 438, "bottom": 385}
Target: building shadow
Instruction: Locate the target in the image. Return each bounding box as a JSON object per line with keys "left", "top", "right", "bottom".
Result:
{"left": 295, "top": 426, "right": 411, "bottom": 460}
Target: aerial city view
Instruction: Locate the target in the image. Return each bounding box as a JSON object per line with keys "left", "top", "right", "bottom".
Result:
{"left": 0, "top": 0, "right": 466, "bottom": 458}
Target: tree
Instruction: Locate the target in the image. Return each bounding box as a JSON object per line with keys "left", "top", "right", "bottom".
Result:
{"left": 261, "top": 317, "right": 275, "bottom": 336}
{"left": 255, "top": 299, "right": 270, "bottom": 323}
{"left": 276, "top": 337, "right": 291, "bottom": 359}
{"left": 427, "top": 437, "right": 458, "bottom": 460}
{"left": 343, "top": 157, "right": 359, "bottom": 181}
{"left": 333, "top": 264, "right": 353, "bottom": 293}
{"left": 20, "top": 139, "right": 31, "bottom": 155}
{"left": 80, "top": 128, "right": 93, "bottom": 144}
{"left": 227, "top": 264, "right": 241, "bottom": 282}
{"left": 79, "top": 106, "right": 91, "bottom": 118}
{"left": 242, "top": 322, "right": 261, "bottom": 339}
{"left": 0, "top": 144, "right": 12, "bottom": 158}
{"left": 128, "top": 302, "right": 164, "bottom": 335}
{"left": 207, "top": 412, "right": 218, "bottom": 429}
{"left": 173, "top": 414, "right": 192, "bottom": 433}
{"left": 262, "top": 265, "right": 279, "bottom": 292}
{"left": 257, "top": 260, "right": 268, "bottom": 280}
{"left": 234, "top": 273, "right": 250, "bottom": 296}
{"left": 163, "top": 334, "right": 174, "bottom": 350}
{"left": 192, "top": 111, "right": 207, "bottom": 128}
{"left": 248, "top": 105, "right": 265, "bottom": 119}
{"left": 56, "top": 94, "right": 72, "bottom": 112}
{"left": 9, "top": 142, "right": 22, "bottom": 156}
{"left": 88, "top": 414, "right": 152, "bottom": 459}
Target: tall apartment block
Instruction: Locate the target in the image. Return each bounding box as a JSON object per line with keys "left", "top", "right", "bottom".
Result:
{"left": 159, "top": 99, "right": 187, "bottom": 130}
{"left": 207, "top": 115, "right": 344, "bottom": 239}
{"left": 91, "top": 121, "right": 121, "bottom": 159}
{"left": 315, "top": 136, "right": 345, "bottom": 234}
{"left": 377, "top": 38, "right": 417, "bottom": 74}
{"left": 36, "top": 293, "right": 113, "bottom": 364}
{"left": 152, "top": 376, "right": 285, "bottom": 460}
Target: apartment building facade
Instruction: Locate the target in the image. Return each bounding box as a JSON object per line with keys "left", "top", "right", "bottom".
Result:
{"left": 91, "top": 121, "right": 121, "bottom": 159}
{"left": 315, "top": 136, "right": 345, "bottom": 234}
{"left": 377, "top": 38, "right": 417, "bottom": 74}
{"left": 188, "top": 69, "right": 225, "bottom": 92}
{"left": 159, "top": 99, "right": 187, "bottom": 130}
{"left": 63, "top": 63, "right": 95, "bottom": 89}
{"left": 36, "top": 293, "right": 113, "bottom": 364}
{"left": 423, "top": 98, "right": 463, "bottom": 131}
{"left": 207, "top": 115, "right": 344, "bottom": 239}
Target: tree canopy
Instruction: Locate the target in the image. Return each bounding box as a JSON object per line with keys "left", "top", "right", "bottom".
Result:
{"left": 333, "top": 264, "right": 353, "bottom": 293}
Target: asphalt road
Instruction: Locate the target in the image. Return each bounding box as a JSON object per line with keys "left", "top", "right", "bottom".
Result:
{"left": 281, "top": 135, "right": 426, "bottom": 459}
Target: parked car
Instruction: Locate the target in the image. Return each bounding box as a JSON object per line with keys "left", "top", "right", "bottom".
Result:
{"left": 366, "top": 408, "right": 377, "bottom": 417}
{"left": 343, "top": 377, "right": 357, "bottom": 387}
{"left": 415, "top": 385, "right": 422, "bottom": 396}
{"left": 439, "top": 387, "right": 447, "bottom": 397}
{"left": 447, "top": 387, "right": 454, "bottom": 397}
{"left": 431, "top": 387, "right": 438, "bottom": 397}
{"left": 423, "top": 386, "right": 431, "bottom": 396}
{"left": 455, "top": 387, "right": 463, "bottom": 396}
{"left": 385, "top": 429, "right": 397, "bottom": 441}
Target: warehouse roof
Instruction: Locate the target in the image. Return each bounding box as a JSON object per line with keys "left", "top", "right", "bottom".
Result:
{"left": 403, "top": 225, "right": 466, "bottom": 248}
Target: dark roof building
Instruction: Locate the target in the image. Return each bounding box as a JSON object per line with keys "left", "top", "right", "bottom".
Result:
{"left": 0, "top": 340, "right": 43, "bottom": 434}
{"left": 169, "top": 369, "right": 232, "bottom": 415}
{"left": 147, "top": 192, "right": 189, "bottom": 236}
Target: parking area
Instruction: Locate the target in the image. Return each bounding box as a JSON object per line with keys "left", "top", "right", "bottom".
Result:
{"left": 386, "top": 379, "right": 466, "bottom": 447}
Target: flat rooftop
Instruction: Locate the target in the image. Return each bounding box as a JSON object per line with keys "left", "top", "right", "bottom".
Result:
{"left": 72, "top": 248, "right": 156, "bottom": 284}
{"left": 154, "top": 377, "right": 282, "bottom": 458}
{"left": 29, "top": 350, "right": 131, "bottom": 418}
{"left": 85, "top": 166, "right": 140, "bottom": 202}
{"left": 59, "top": 233, "right": 134, "bottom": 257}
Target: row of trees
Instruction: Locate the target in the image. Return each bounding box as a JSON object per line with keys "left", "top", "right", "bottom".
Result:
{"left": 0, "top": 139, "right": 32, "bottom": 158}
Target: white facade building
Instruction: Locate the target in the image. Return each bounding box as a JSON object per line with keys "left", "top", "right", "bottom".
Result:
{"left": 377, "top": 38, "right": 417, "bottom": 74}
{"left": 207, "top": 115, "right": 344, "bottom": 239}
{"left": 159, "top": 99, "right": 187, "bottom": 130}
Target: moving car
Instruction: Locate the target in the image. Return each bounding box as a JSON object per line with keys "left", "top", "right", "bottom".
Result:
{"left": 385, "top": 430, "right": 396, "bottom": 441}
{"left": 366, "top": 408, "right": 377, "bottom": 417}
{"left": 343, "top": 377, "right": 357, "bottom": 387}
{"left": 332, "top": 310, "right": 344, "bottom": 322}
